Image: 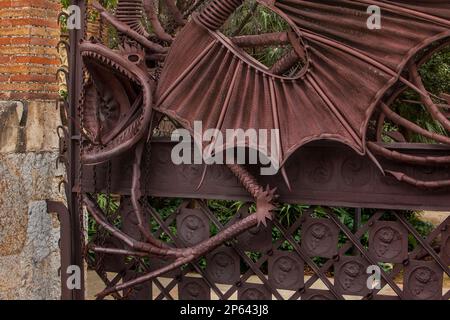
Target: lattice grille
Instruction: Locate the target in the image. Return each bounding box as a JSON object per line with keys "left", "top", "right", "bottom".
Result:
{"left": 87, "top": 197, "right": 450, "bottom": 300}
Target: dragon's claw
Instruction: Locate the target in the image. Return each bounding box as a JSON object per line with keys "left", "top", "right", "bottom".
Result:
{"left": 255, "top": 186, "right": 278, "bottom": 227}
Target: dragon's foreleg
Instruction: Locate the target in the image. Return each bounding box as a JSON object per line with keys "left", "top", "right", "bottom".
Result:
{"left": 88, "top": 158, "right": 277, "bottom": 298}
{"left": 226, "top": 164, "right": 278, "bottom": 226}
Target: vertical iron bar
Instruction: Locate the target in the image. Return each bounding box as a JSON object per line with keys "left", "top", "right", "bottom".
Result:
{"left": 353, "top": 208, "right": 362, "bottom": 255}
{"left": 46, "top": 201, "right": 72, "bottom": 300}
{"left": 354, "top": 208, "right": 362, "bottom": 231}
{"left": 68, "top": 0, "right": 86, "bottom": 300}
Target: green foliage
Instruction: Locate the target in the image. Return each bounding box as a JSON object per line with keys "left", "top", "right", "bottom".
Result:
{"left": 223, "top": 1, "right": 291, "bottom": 67}
{"left": 388, "top": 45, "right": 450, "bottom": 143}
{"left": 59, "top": 89, "right": 68, "bottom": 99}
{"left": 61, "top": 0, "right": 118, "bottom": 9}
{"left": 60, "top": 0, "right": 70, "bottom": 8}
{"left": 420, "top": 46, "right": 450, "bottom": 94}
{"left": 148, "top": 197, "right": 183, "bottom": 243}
{"left": 225, "top": 1, "right": 288, "bottom": 36}
{"left": 88, "top": 194, "right": 119, "bottom": 237}
{"left": 96, "top": 193, "right": 119, "bottom": 212}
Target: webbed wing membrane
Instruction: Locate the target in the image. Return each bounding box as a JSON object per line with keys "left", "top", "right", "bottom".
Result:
{"left": 378, "top": 0, "right": 450, "bottom": 21}
{"left": 155, "top": 0, "right": 450, "bottom": 167}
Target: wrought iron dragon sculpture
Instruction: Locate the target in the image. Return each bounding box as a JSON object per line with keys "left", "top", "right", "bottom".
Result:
{"left": 76, "top": 0, "right": 450, "bottom": 297}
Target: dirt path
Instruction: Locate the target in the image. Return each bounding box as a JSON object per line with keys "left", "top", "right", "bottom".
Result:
{"left": 420, "top": 211, "right": 449, "bottom": 226}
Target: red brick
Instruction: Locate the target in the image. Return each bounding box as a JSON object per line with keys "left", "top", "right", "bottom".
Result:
{"left": 0, "top": 18, "right": 58, "bottom": 28}
{"left": 0, "top": 0, "right": 61, "bottom": 101}
{"left": 10, "top": 74, "right": 56, "bottom": 82}
{"left": 0, "top": 38, "right": 11, "bottom": 45}
{"left": 0, "top": 56, "right": 10, "bottom": 63}
{"left": 0, "top": 37, "right": 58, "bottom": 47}
{"left": 30, "top": 37, "right": 58, "bottom": 46}
{"left": 0, "top": 0, "right": 61, "bottom": 10}
{"left": 12, "top": 56, "right": 59, "bottom": 65}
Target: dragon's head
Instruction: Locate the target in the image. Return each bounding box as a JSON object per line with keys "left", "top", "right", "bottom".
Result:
{"left": 79, "top": 40, "right": 153, "bottom": 165}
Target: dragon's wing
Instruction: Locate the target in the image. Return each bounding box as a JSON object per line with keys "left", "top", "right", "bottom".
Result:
{"left": 155, "top": 0, "right": 450, "bottom": 167}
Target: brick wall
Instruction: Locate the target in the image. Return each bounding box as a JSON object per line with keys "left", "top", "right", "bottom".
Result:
{"left": 0, "top": 0, "right": 61, "bottom": 101}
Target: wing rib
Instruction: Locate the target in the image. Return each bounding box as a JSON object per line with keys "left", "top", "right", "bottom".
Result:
{"left": 355, "top": 0, "right": 450, "bottom": 27}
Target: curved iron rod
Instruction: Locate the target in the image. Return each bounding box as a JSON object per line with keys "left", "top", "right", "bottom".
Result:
{"left": 270, "top": 49, "right": 299, "bottom": 75}
{"left": 368, "top": 142, "right": 450, "bottom": 165}
{"left": 92, "top": 1, "right": 167, "bottom": 54}
{"left": 84, "top": 194, "right": 184, "bottom": 257}
{"left": 143, "top": 0, "right": 173, "bottom": 42}
{"left": 386, "top": 170, "right": 450, "bottom": 189}
{"left": 231, "top": 32, "right": 289, "bottom": 47}
{"left": 380, "top": 103, "right": 450, "bottom": 145}
{"left": 130, "top": 141, "right": 170, "bottom": 248}
{"left": 96, "top": 209, "right": 263, "bottom": 298}
{"left": 93, "top": 163, "right": 277, "bottom": 298}
{"left": 57, "top": 11, "right": 68, "bottom": 26}
{"left": 90, "top": 246, "right": 149, "bottom": 257}
{"left": 146, "top": 53, "right": 166, "bottom": 62}
{"left": 57, "top": 40, "right": 70, "bottom": 55}
{"left": 164, "top": 0, "right": 186, "bottom": 26}
{"left": 410, "top": 63, "right": 450, "bottom": 132}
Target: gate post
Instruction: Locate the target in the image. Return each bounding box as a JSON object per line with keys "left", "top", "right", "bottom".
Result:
{"left": 0, "top": 0, "right": 64, "bottom": 299}
{"left": 66, "top": 0, "right": 87, "bottom": 300}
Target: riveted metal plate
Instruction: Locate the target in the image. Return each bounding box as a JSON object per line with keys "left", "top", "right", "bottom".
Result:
{"left": 334, "top": 256, "right": 370, "bottom": 296}
{"left": 268, "top": 250, "right": 304, "bottom": 290}
{"left": 301, "top": 217, "right": 339, "bottom": 258}
{"left": 206, "top": 246, "right": 240, "bottom": 285}
{"left": 178, "top": 277, "right": 211, "bottom": 300}
{"left": 238, "top": 283, "right": 271, "bottom": 300}
{"left": 369, "top": 221, "right": 408, "bottom": 263}
{"left": 176, "top": 208, "right": 210, "bottom": 246}
{"left": 237, "top": 215, "right": 272, "bottom": 252}
{"left": 403, "top": 260, "right": 443, "bottom": 300}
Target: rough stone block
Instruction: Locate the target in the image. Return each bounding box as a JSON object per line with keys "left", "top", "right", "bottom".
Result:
{"left": 0, "top": 200, "right": 61, "bottom": 299}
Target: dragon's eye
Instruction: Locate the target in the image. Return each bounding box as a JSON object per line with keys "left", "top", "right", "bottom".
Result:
{"left": 128, "top": 54, "right": 140, "bottom": 63}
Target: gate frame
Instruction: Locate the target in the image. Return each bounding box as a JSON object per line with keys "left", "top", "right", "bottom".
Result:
{"left": 61, "top": 0, "right": 450, "bottom": 300}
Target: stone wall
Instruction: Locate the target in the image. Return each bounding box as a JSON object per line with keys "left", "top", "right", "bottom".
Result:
{"left": 0, "top": 0, "right": 64, "bottom": 299}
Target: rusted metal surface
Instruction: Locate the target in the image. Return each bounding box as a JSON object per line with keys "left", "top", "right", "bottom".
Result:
{"left": 86, "top": 200, "right": 450, "bottom": 300}
{"left": 368, "top": 221, "right": 408, "bottom": 264}
{"left": 64, "top": 0, "right": 86, "bottom": 300}
{"left": 62, "top": 0, "right": 450, "bottom": 299}
{"left": 156, "top": 0, "right": 450, "bottom": 179}
{"left": 46, "top": 201, "right": 72, "bottom": 300}
{"left": 80, "top": 140, "right": 450, "bottom": 211}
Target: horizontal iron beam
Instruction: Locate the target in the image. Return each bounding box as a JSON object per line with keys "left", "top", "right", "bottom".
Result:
{"left": 78, "top": 139, "right": 450, "bottom": 211}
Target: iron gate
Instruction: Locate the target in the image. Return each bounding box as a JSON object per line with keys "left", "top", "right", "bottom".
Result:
{"left": 56, "top": 0, "right": 450, "bottom": 300}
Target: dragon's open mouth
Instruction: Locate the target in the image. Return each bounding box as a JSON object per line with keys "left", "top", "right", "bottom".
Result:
{"left": 79, "top": 41, "right": 153, "bottom": 165}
